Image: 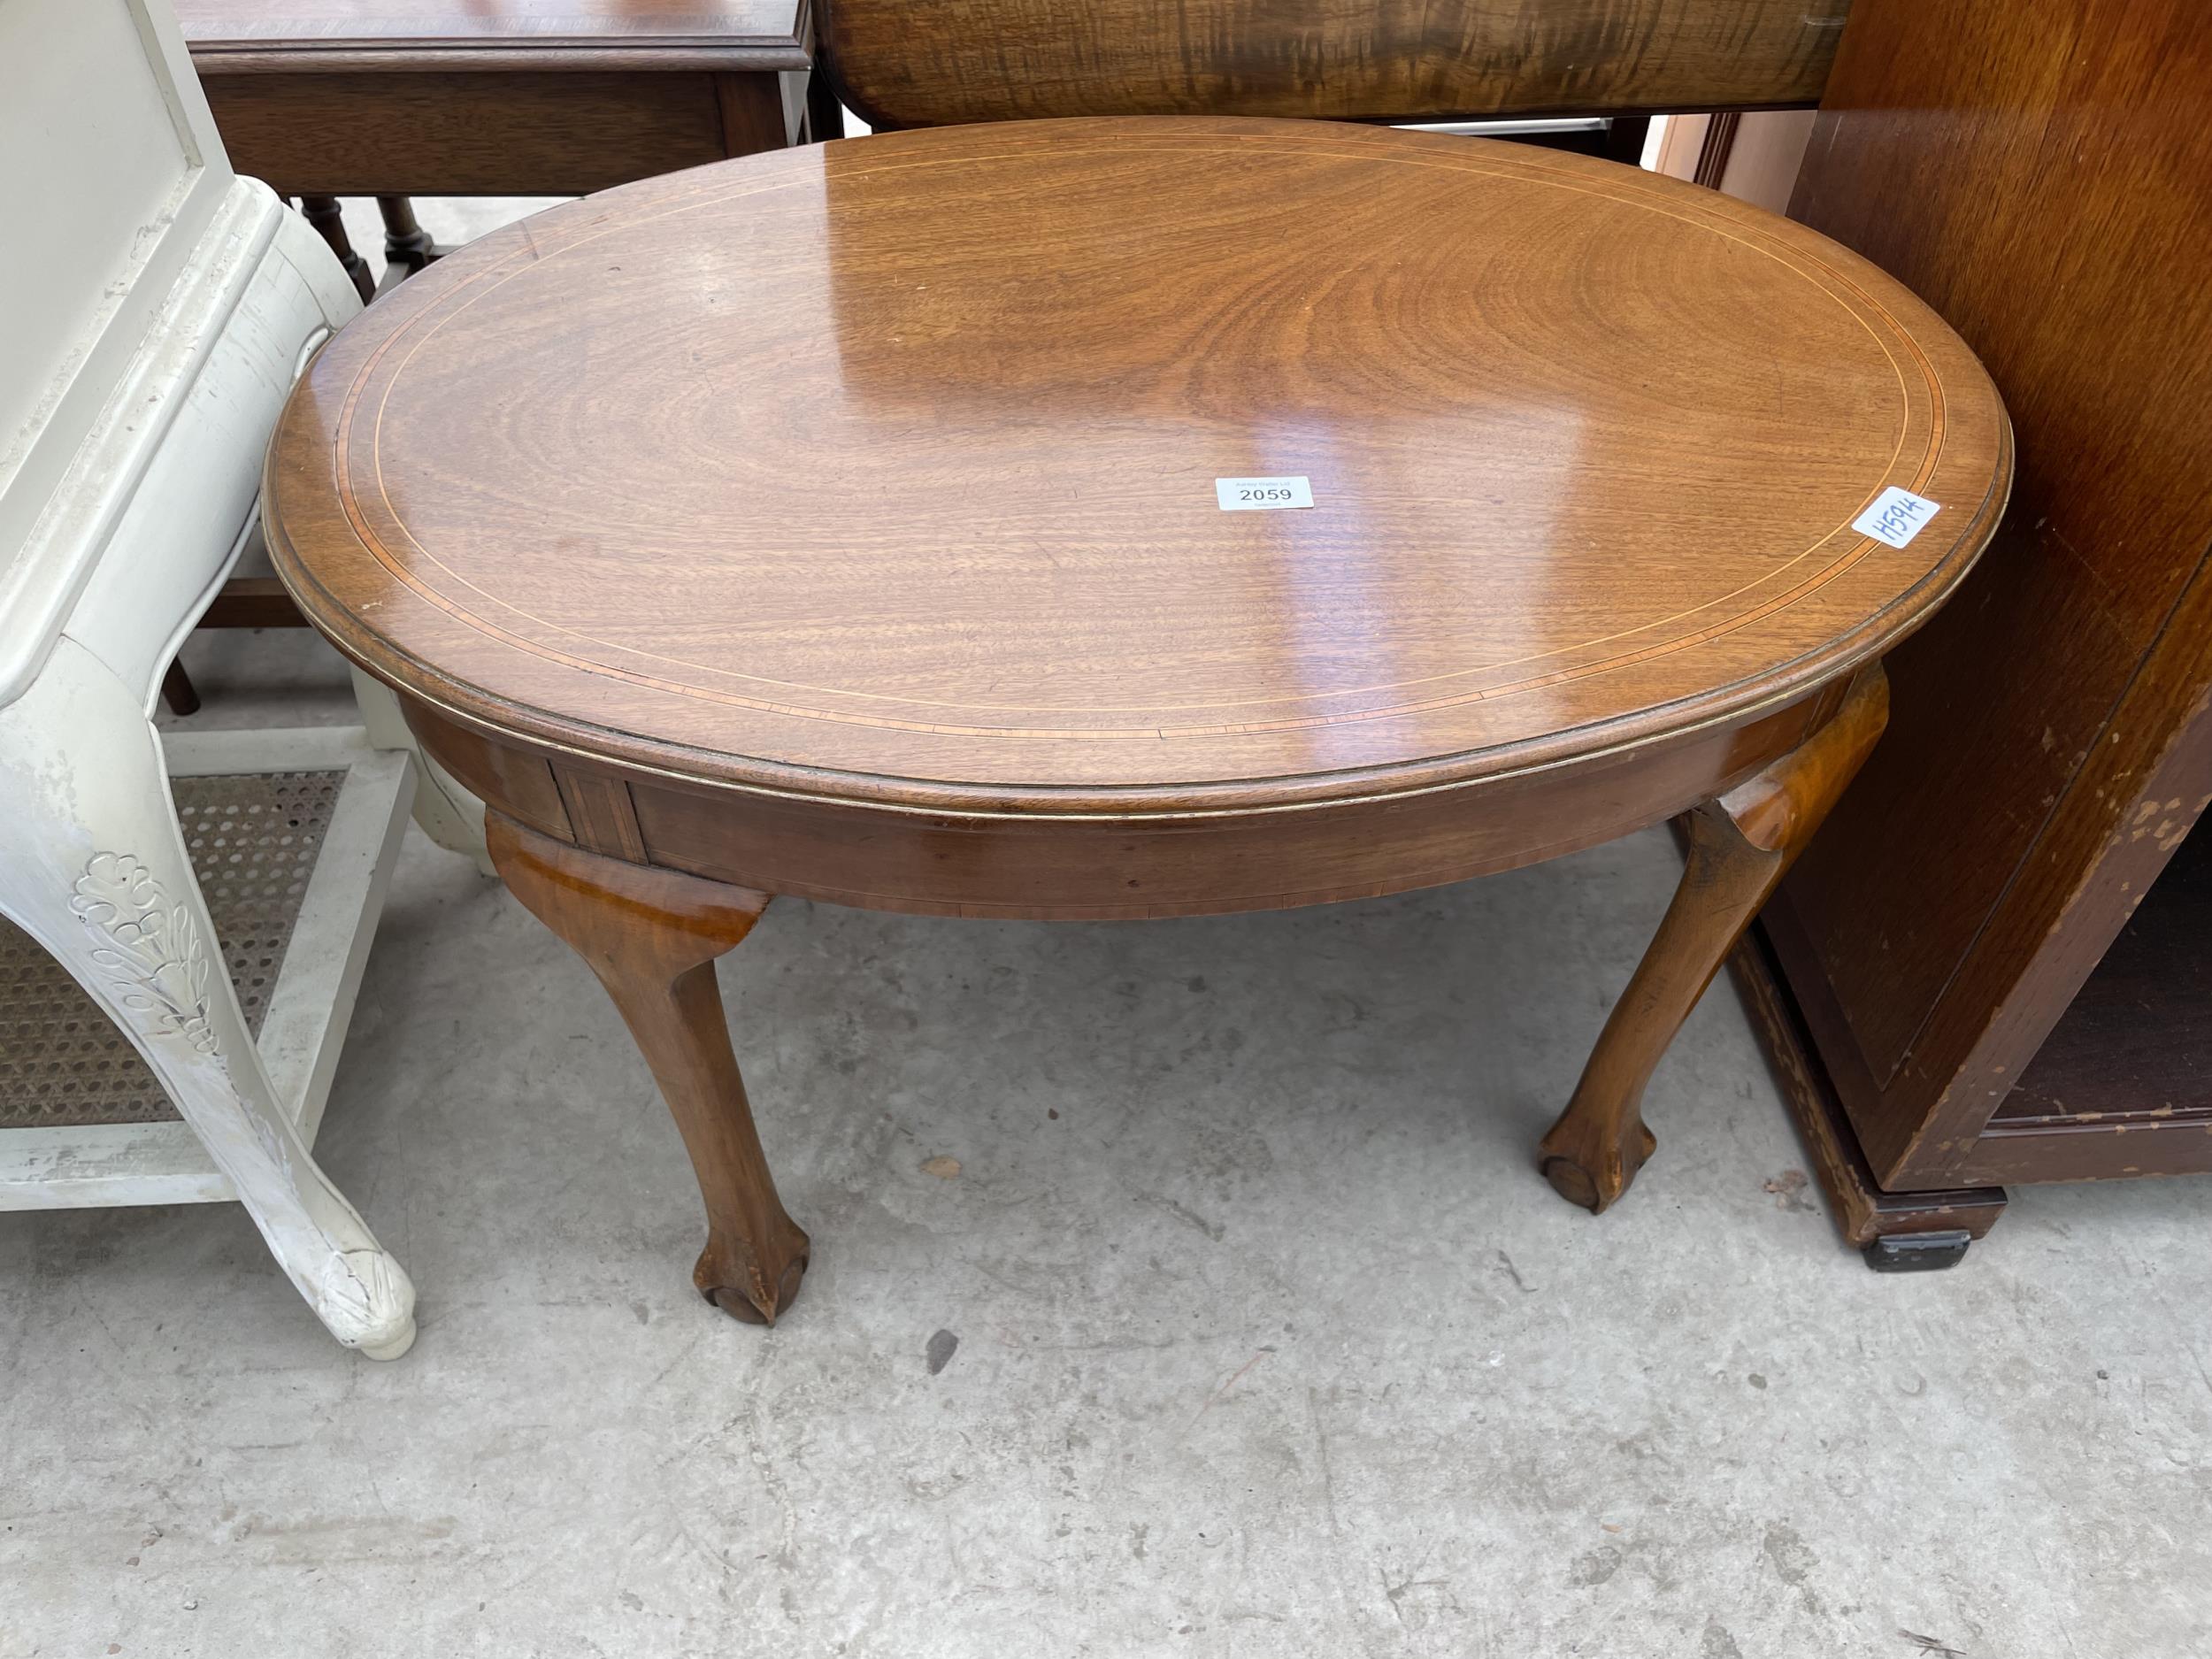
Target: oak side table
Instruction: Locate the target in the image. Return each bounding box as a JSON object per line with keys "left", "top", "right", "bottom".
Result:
{"left": 265, "top": 119, "right": 2010, "bottom": 1325}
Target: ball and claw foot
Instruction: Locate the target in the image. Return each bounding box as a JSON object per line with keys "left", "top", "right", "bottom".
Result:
{"left": 695, "top": 1234, "right": 810, "bottom": 1325}
{"left": 1538, "top": 1118, "right": 1657, "bottom": 1215}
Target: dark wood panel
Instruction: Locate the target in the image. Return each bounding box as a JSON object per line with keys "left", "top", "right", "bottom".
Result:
{"left": 1806, "top": 508, "right": 2212, "bottom": 1187}
{"left": 203, "top": 70, "right": 733, "bottom": 195}
{"left": 402, "top": 702, "right": 574, "bottom": 844}
{"left": 1729, "top": 921, "right": 2005, "bottom": 1244}
{"left": 715, "top": 68, "right": 801, "bottom": 154}
{"left": 1951, "top": 1116, "right": 2212, "bottom": 1188}
{"left": 202, "top": 576, "right": 308, "bottom": 629}
{"left": 2001, "top": 816, "right": 2212, "bottom": 1127}
{"left": 820, "top": 0, "right": 1847, "bottom": 128}
{"left": 1773, "top": 0, "right": 2212, "bottom": 1187}
{"left": 1784, "top": 513, "right": 2135, "bottom": 1089}
{"left": 615, "top": 694, "right": 1837, "bottom": 919}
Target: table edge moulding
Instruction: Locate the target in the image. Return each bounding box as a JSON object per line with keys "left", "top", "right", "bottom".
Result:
{"left": 264, "top": 119, "right": 2012, "bottom": 1323}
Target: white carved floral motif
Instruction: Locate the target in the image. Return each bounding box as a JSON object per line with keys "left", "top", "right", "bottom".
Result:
{"left": 70, "top": 852, "right": 220, "bottom": 1056}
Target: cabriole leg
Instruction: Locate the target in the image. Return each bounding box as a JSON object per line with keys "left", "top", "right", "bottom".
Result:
{"left": 487, "top": 813, "right": 809, "bottom": 1324}
{"left": 0, "top": 642, "right": 416, "bottom": 1356}
{"left": 1539, "top": 665, "right": 1890, "bottom": 1214}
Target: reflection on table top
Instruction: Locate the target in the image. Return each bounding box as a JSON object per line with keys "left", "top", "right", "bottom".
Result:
{"left": 267, "top": 119, "right": 2010, "bottom": 811}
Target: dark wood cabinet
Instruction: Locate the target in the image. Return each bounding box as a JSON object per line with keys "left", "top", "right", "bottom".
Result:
{"left": 1746, "top": 0, "right": 2212, "bottom": 1259}
{"left": 176, "top": 2, "right": 818, "bottom": 198}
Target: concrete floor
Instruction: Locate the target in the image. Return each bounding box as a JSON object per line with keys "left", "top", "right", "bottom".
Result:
{"left": 6, "top": 627, "right": 2212, "bottom": 1658}
{"left": 12, "top": 183, "right": 2212, "bottom": 1652}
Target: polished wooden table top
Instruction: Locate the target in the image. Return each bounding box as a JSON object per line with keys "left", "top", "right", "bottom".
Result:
{"left": 269, "top": 118, "right": 2008, "bottom": 816}
{"left": 177, "top": 0, "right": 809, "bottom": 69}
{"left": 266, "top": 118, "right": 2012, "bottom": 1316}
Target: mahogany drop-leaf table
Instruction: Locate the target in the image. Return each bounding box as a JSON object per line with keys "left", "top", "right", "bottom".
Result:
{"left": 266, "top": 119, "right": 2010, "bottom": 1325}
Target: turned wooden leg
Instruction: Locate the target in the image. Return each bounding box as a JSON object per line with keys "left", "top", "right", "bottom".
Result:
{"left": 486, "top": 812, "right": 810, "bottom": 1323}
{"left": 159, "top": 658, "right": 200, "bottom": 717}
{"left": 296, "top": 196, "right": 375, "bottom": 305}
{"left": 375, "top": 196, "right": 440, "bottom": 277}
{"left": 1539, "top": 665, "right": 1890, "bottom": 1214}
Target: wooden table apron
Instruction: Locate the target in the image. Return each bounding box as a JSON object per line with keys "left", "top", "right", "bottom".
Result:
{"left": 265, "top": 119, "right": 2011, "bottom": 1325}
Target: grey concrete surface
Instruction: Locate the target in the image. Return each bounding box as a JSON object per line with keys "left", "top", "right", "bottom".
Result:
{"left": 4, "top": 627, "right": 2211, "bottom": 1658}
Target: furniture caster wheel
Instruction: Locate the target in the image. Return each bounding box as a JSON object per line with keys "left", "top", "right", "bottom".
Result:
{"left": 1862, "top": 1230, "right": 1973, "bottom": 1272}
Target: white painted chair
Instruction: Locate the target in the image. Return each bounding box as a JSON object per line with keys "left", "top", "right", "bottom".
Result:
{"left": 0, "top": 0, "right": 486, "bottom": 1356}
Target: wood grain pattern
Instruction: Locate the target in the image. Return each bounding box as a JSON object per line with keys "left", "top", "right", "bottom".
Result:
{"left": 818, "top": 0, "right": 1849, "bottom": 129}
{"left": 185, "top": 0, "right": 809, "bottom": 201}
{"left": 1766, "top": 0, "right": 2212, "bottom": 1191}
{"left": 401, "top": 684, "right": 1844, "bottom": 919}
{"left": 489, "top": 812, "right": 808, "bottom": 1322}
{"left": 266, "top": 116, "right": 2012, "bottom": 1269}
{"left": 204, "top": 71, "right": 739, "bottom": 196}
{"left": 176, "top": 0, "right": 808, "bottom": 71}
{"left": 267, "top": 119, "right": 2008, "bottom": 816}
{"left": 552, "top": 765, "right": 648, "bottom": 860}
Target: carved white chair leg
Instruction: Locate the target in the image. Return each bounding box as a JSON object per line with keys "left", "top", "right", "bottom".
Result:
{"left": 0, "top": 641, "right": 416, "bottom": 1357}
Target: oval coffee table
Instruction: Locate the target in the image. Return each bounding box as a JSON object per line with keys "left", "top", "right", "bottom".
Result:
{"left": 267, "top": 118, "right": 2010, "bottom": 1325}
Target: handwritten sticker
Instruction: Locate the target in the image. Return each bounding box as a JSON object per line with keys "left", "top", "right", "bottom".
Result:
{"left": 1216, "top": 476, "right": 1314, "bottom": 511}
{"left": 1853, "top": 487, "right": 1941, "bottom": 549}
